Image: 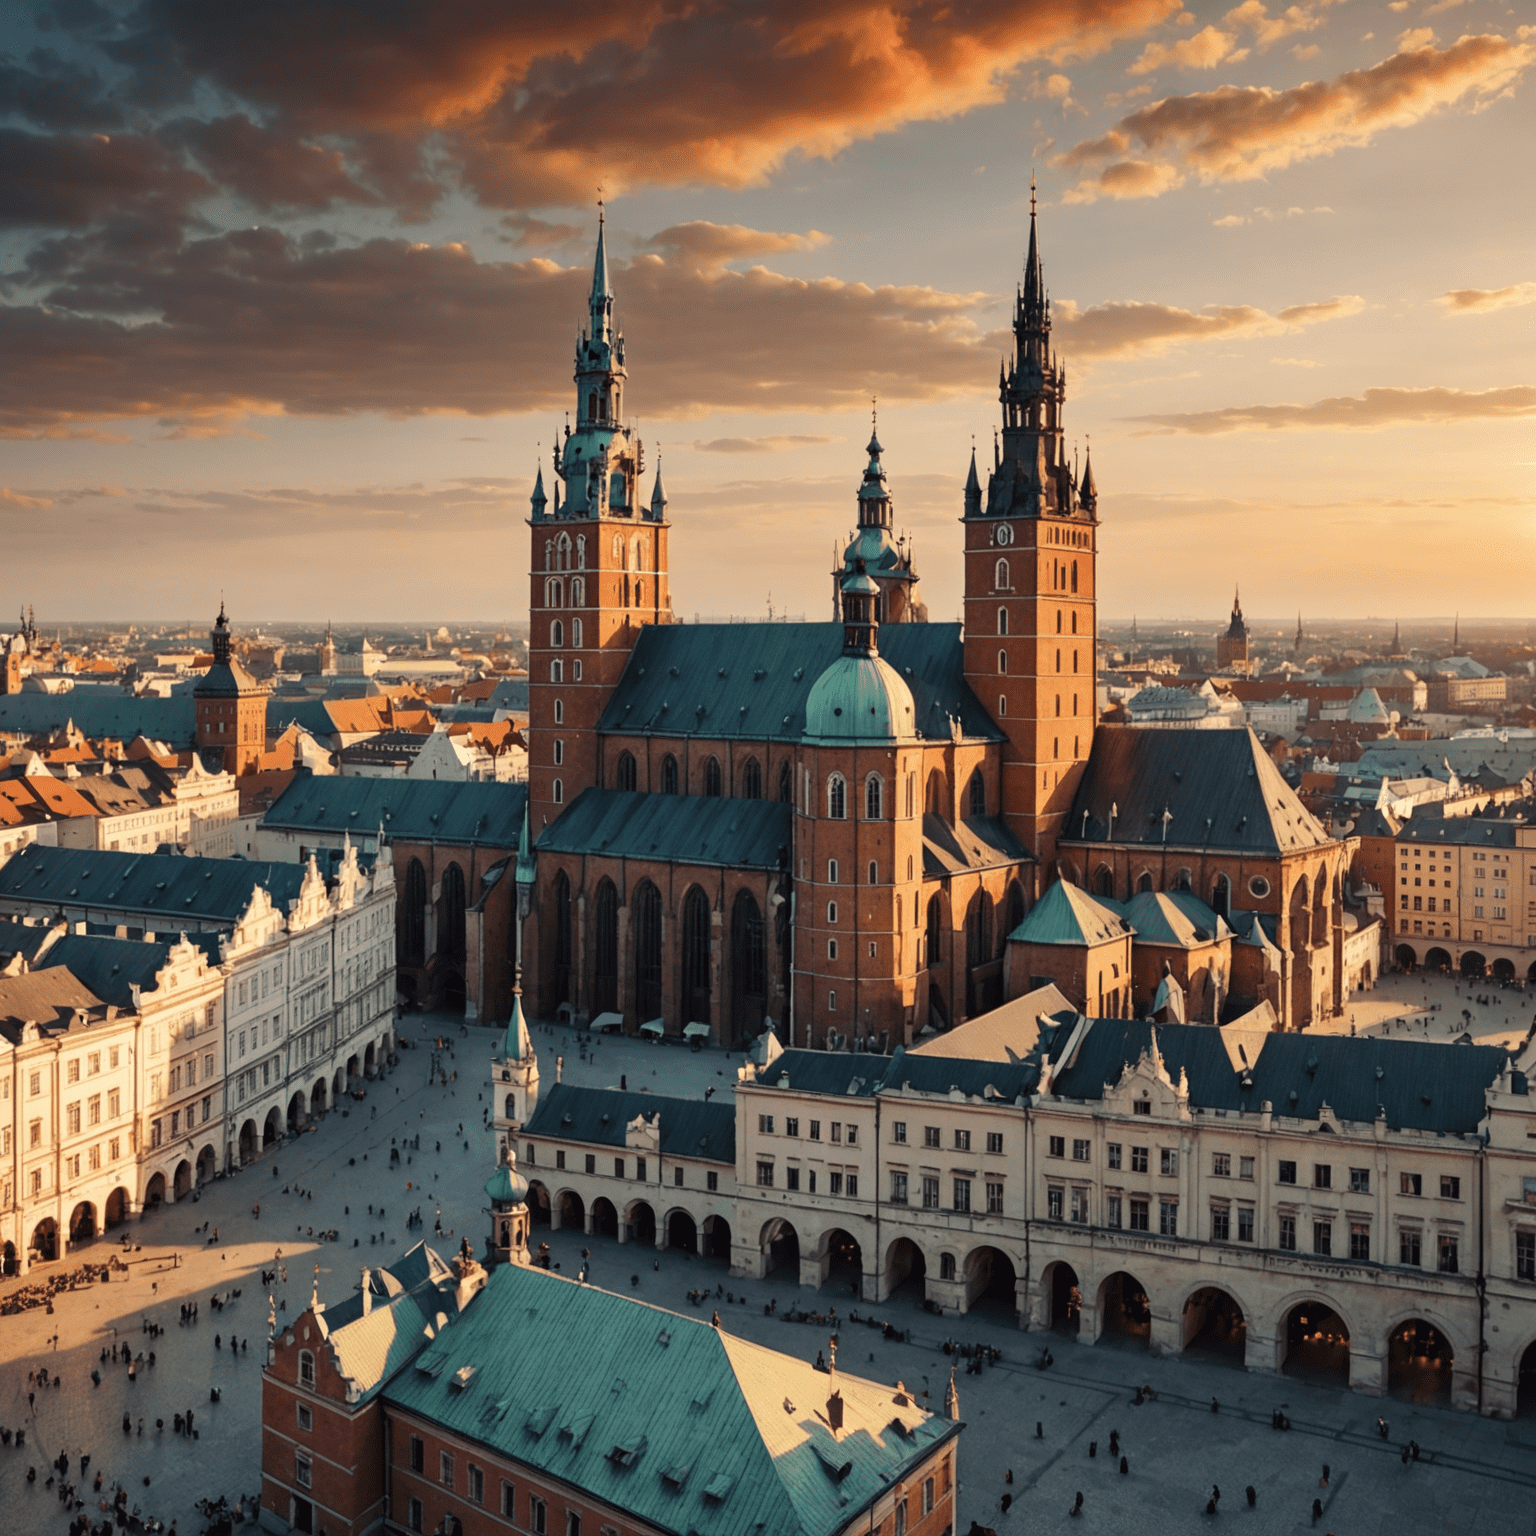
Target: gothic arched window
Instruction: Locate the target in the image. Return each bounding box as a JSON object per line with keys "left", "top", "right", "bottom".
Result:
{"left": 704, "top": 757, "right": 723, "bottom": 797}
{"left": 551, "top": 620, "right": 563, "bottom": 648}
{"left": 661, "top": 754, "right": 679, "bottom": 795}
{"left": 740, "top": 757, "right": 762, "bottom": 799}
{"left": 572, "top": 618, "right": 583, "bottom": 648}
{"left": 998, "top": 650, "right": 1008, "bottom": 675}
{"left": 865, "top": 773, "right": 882, "bottom": 820}
{"left": 926, "top": 895, "right": 942, "bottom": 968}
{"left": 967, "top": 769, "right": 986, "bottom": 818}
{"left": 827, "top": 774, "right": 846, "bottom": 819}
{"left": 553, "top": 699, "right": 563, "bottom": 725}
{"left": 615, "top": 751, "right": 637, "bottom": 791}
{"left": 995, "top": 558, "right": 1009, "bottom": 591}
{"left": 778, "top": 760, "right": 793, "bottom": 804}
{"left": 549, "top": 659, "right": 562, "bottom": 683}
{"left": 570, "top": 578, "right": 584, "bottom": 607}
{"left": 556, "top": 533, "right": 571, "bottom": 570}
{"left": 998, "top": 608, "right": 1008, "bottom": 636}
{"left": 576, "top": 535, "right": 586, "bottom": 568}
{"left": 545, "top": 578, "right": 562, "bottom": 608}
{"left": 1071, "top": 560, "right": 1078, "bottom": 593}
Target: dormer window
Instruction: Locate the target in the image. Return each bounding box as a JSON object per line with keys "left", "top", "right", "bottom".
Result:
{"left": 298, "top": 1349, "right": 315, "bottom": 1390}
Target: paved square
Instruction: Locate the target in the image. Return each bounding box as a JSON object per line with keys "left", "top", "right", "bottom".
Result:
{"left": 2, "top": 1012, "right": 1533, "bottom": 1535}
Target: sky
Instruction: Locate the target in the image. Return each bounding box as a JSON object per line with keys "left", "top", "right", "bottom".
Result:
{"left": 0, "top": 0, "right": 1532, "bottom": 627}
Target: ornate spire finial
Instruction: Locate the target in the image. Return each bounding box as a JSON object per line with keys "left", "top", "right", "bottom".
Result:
{"left": 1030, "top": 169, "right": 1037, "bottom": 218}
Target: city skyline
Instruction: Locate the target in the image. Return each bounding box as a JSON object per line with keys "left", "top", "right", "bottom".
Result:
{"left": 1, "top": 1, "right": 1532, "bottom": 620}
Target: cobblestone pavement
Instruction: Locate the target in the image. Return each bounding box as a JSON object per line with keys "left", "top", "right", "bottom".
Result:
{"left": 1315, "top": 971, "right": 1534, "bottom": 1050}
{"left": 1, "top": 1011, "right": 1532, "bottom": 1535}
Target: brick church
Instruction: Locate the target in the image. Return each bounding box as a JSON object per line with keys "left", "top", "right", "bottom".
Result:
{"left": 523, "top": 199, "right": 1353, "bottom": 1050}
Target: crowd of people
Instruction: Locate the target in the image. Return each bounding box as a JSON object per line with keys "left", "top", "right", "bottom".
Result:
{"left": 0, "top": 1257, "right": 128, "bottom": 1317}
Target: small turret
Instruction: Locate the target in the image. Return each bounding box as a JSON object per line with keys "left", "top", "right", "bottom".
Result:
{"left": 210, "top": 602, "right": 231, "bottom": 665}
{"left": 649, "top": 460, "right": 667, "bottom": 520}
{"left": 964, "top": 444, "right": 982, "bottom": 518}
{"left": 530, "top": 463, "right": 547, "bottom": 519}
{"left": 1078, "top": 443, "right": 1097, "bottom": 515}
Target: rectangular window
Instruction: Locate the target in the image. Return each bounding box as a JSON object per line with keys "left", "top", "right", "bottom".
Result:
{"left": 409, "top": 1436, "right": 424, "bottom": 1473}
{"left": 295, "top": 1453, "right": 312, "bottom": 1489}
{"left": 987, "top": 1181, "right": 1005, "bottom": 1215}
{"left": 1106, "top": 1195, "right": 1123, "bottom": 1229}
{"left": 555, "top": 1149, "right": 566, "bottom": 1171}
{"left": 1313, "top": 1164, "right": 1331, "bottom": 1190}
{"left": 1133, "top": 1100, "right": 1151, "bottom": 1115}
{"left": 1210, "top": 1206, "right": 1230, "bottom": 1242}
{"left": 1072, "top": 1138, "right": 1090, "bottom": 1163}
{"left": 635, "top": 1157, "right": 646, "bottom": 1181}
{"left": 1070, "top": 1187, "right": 1089, "bottom": 1224}
{"left": 1129, "top": 1198, "right": 1149, "bottom": 1232}
{"left": 786, "top": 1166, "right": 800, "bottom": 1192}
{"left": 466, "top": 1466, "right": 483, "bottom": 1506}
{"left": 440, "top": 1451, "right": 454, "bottom": 1488}
{"left": 831, "top": 1122, "right": 842, "bottom": 1144}
{"left": 566, "top": 1514, "right": 581, "bottom": 1536}
{"left": 1212, "top": 1152, "right": 1230, "bottom": 1177}
{"left": 890, "top": 1171, "right": 908, "bottom": 1205}
{"left": 530, "top": 1496, "right": 547, "bottom": 1535}
{"left": 1106, "top": 1142, "right": 1122, "bottom": 1170}
{"left": 501, "top": 1483, "right": 517, "bottom": 1520}
{"left": 921, "top": 1176, "right": 939, "bottom": 1209}
{"left": 952, "top": 1177, "right": 971, "bottom": 1213}
{"left": 1048, "top": 1135, "right": 1065, "bottom": 1159}
{"left": 1047, "top": 1186, "right": 1064, "bottom": 1221}
{"left": 1130, "top": 1146, "right": 1148, "bottom": 1174}
{"left": 756, "top": 1162, "right": 774, "bottom": 1188}
{"left": 1237, "top": 1207, "right": 1254, "bottom": 1244}
{"left": 66, "top": 1102, "right": 81, "bottom": 1134}
{"left": 1313, "top": 1220, "right": 1332, "bottom": 1257}
{"left": 296, "top": 1403, "right": 312, "bottom": 1431}
{"left": 1278, "top": 1160, "right": 1297, "bottom": 1185}
{"left": 67, "top": 1059, "right": 80, "bottom": 1084}
{"left": 1401, "top": 1172, "right": 1422, "bottom": 1197}
{"left": 892, "top": 1120, "right": 907, "bottom": 1144}
{"left": 674, "top": 1165, "right": 684, "bottom": 1187}
{"left": 108, "top": 1089, "right": 121, "bottom": 1118}
{"left": 955, "top": 1128, "right": 971, "bottom": 1152}
{"left": 707, "top": 1170, "right": 719, "bottom": 1193}
{"left": 1349, "top": 1225, "right": 1370, "bottom": 1262}
{"left": 1159, "top": 1200, "right": 1178, "bottom": 1237}
{"left": 924, "top": 1125, "right": 940, "bottom": 1148}
{"left": 1400, "top": 1229, "right": 1422, "bottom": 1267}
{"left": 758, "top": 1114, "right": 775, "bottom": 1134}
{"left": 846, "top": 1125, "right": 857, "bottom": 1147}
{"left": 1349, "top": 1167, "right": 1370, "bottom": 1194}
{"left": 407, "top": 1498, "right": 423, "bottom": 1533}
{"left": 1441, "top": 1175, "right": 1461, "bottom": 1200}
{"left": 615, "top": 1157, "right": 625, "bottom": 1178}
{"left": 87, "top": 1095, "right": 101, "bottom": 1126}
{"left": 1239, "top": 1156, "right": 1254, "bottom": 1180}
{"left": 846, "top": 1173, "right": 858, "bottom": 1199}
{"left": 786, "top": 1117, "right": 800, "bottom": 1137}
{"left": 1517, "top": 1231, "right": 1535, "bottom": 1281}
{"left": 986, "top": 1131, "right": 1003, "bottom": 1155}
{"left": 1438, "top": 1234, "right": 1459, "bottom": 1274}
{"left": 809, "top": 1120, "right": 821, "bottom": 1141}
{"left": 829, "top": 1171, "right": 843, "bottom": 1196}
{"left": 1160, "top": 1147, "right": 1178, "bottom": 1177}
{"left": 585, "top": 1154, "right": 595, "bottom": 1175}
{"left": 923, "top": 1477, "right": 935, "bottom": 1516}
{"left": 1279, "top": 1215, "right": 1297, "bottom": 1251}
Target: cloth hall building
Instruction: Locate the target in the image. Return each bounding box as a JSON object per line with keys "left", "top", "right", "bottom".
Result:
{"left": 521, "top": 206, "right": 1356, "bottom": 1050}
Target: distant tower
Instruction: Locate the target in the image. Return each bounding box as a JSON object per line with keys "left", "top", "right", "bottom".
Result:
{"left": 194, "top": 603, "right": 266, "bottom": 774}
{"left": 1294, "top": 611, "right": 1303, "bottom": 656}
{"left": 1452, "top": 613, "right": 1460, "bottom": 653}
{"left": 832, "top": 412, "right": 926, "bottom": 623}
{"left": 1215, "top": 588, "right": 1251, "bottom": 675}
{"left": 489, "top": 977, "right": 539, "bottom": 1161}
{"left": 484, "top": 1148, "right": 531, "bottom": 1267}
{"left": 962, "top": 178, "right": 1098, "bottom": 873}
{"left": 319, "top": 620, "right": 337, "bottom": 677}
{"left": 1389, "top": 621, "right": 1406, "bottom": 660}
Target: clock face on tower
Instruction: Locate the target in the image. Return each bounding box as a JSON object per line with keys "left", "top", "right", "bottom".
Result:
{"left": 994, "top": 523, "right": 1014, "bottom": 546}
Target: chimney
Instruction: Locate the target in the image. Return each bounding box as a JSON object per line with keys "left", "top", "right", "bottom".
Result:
{"left": 359, "top": 1268, "right": 371, "bottom": 1316}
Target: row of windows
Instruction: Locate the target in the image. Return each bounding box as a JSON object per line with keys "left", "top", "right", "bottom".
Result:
{"left": 542, "top": 530, "right": 650, "bottom": 573}
{"left": 993, "top": 647, "right": 1082, "bottom": 675}
{"left": 993, "top": 607, "right": 1083, "bottom": 637}
{"left": 759, "top": 1163, "right": 861, "bottom": 1196}
{"left": 992, "top": 557, "right": 1078, "bottom": 592}
{"left": 889, "top": 1121, "right": 1004, "bottom": 1155}
{"left": 758, "top": 1115, "right": 859, "bottom": 1144}
{"left": 525, "top": 1143, "right": 721, "bottom": 1193}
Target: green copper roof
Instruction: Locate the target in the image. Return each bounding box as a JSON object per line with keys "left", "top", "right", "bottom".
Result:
{"left": 484, "top": 1161, "right": 529, "bottom": 1206}
{"left": 500, "top": 990, "right": 532, "bottom": 1061}
{"left": 804, "top": 654, "right": 915, "bottom": 742}
{"left": 1008, "top": 879, "right": 1129, "bottom": 948}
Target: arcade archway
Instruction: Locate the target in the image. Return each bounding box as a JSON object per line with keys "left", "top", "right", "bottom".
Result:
{"left": 1282, "top": 1301, "right": 1350, "bottom": 1383}
{"left": 197, "top": 1144, "right": 217, "bottom": 1184}
{"left": 627, "top": 1201, "right": 657, "bottom": 1247}
{"left": 702, "top": 1214, "right": 732, "bottom": 1261}
{"left": 964, "top": 1246, "right": 1018, "bottom": 1317}
{"left": 885, "top": 1237, "right": 927, "bottom": 1302}
{"left": 30, "top": 1217, "right": 58, "bottom": 1263}
{"left": 144, "top": 1172, "right": 166, "bottom": 1207}
{"left": 239, "top": 1120, "right": 257, "bottom": 1163}
{"left": 1388, "top": 1319, "right": 1453, "bottom": 1404}
{"left": 104, "top": 1187, "right": 129, "bottom": 1229}
{"left": 68, "top": 1202, "right": 96, "bottom": 1244}
{"left": 173, "top": 1160, "right": 192, "bottom": 1200}
{"left": 1045, "top": 1261, "right": 1081, "bottom": 1334}
{"left": 592, "top": 1197, "right": 619, "bottom": 1239}
{"left": 666, "top": 1210, "right": 698, "bottom": 1253}
{"left": 821, "top": 1228, "right": 863, "bottom": 1292}
{"left": 558, "top": 1191, "right": 585, "bottom": 1232}
{"left": 1098, "top": 1271, "right": 1151, "bottom": 1346}
{"left": 1183, "top": 1287, "right": 1246, "bottom": 1365}
{"left": 525, "top": 1180, "right": 551, "bottom": 1226}
{"left": 761, "top": 1218, "right": 799, "bottom": 1278}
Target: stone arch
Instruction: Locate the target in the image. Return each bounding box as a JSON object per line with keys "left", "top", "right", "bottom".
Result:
{"left": 1136, "top": 870, "right": 1153, "bottom": 893}
{"left": 30, "top": 1216, "right": 58, "bottom": 1262}
{"left": 1425, "top": 946, "right": 1452, "bottom": 972}
{"left": 264, "top": 1106, "right": 283, "bottom": 1146}
{"left": 287, "top": 1091, "right": 306, "bottom": 1133}
{"left": 68, "top": 1201, "right": 97, "bottom": 1244}
{"left": 739, "top": 756, "right": 763, "bottom": 799}
{"left": 681, "top": 884, "right": 712, "bottom": 1027}
{"left": 1395, "top": 943, "right": 1417, "bottom": 970}
{"left": 760, "top": 1217, "right": 800, "bottom": 1277}
{"left": 104, "top": 1186, "right": 130, "bottom": 1228}
{"left": 883, "top": 1236, "right": 928, "bottom": 1301}
{"left": 310, "top": 1078, "right": 328, "bottom": 1116}
{"left": 143, "top": 1171, "right": 167, "bottom": 1208}
{"left": 238, "top": 1119, "right": 258, "bottom": 1162}
{"left": 704, "top": 756, "right": 723, "bottom": 797}
{"left": 1095, "top": 864, "right": 1115, "bottom": 899}
{"left": 1, "top": 1241, "right": 16, "bottom": 1277}
{"left": 1386, "top": 1316, "right": 1455, "bottom": 1404}
{"left": 591, "top": 1196, "right": 619, "bottom": 1239}
{"left": 1097, "top": 1270, "right": 1151, "bottom": 1346}
{"left": 1289, "top": 873, "right": 1311, "bottom": 948}
{"left": 403, "top": 857, "right": 427, "bottom": 965}
{"left": 1276, "top": 1293, "right": 1352, "bottom": 1382}
{"left": 592, "top": 877, "right": 619, "bottom": 1015}
{"left": 633, "top": 879, "right": 663, "bottom": 1020}
{"left": 363, "top": 1041, "right": 376, "bottom": 1076}
{"left": 664, "top": 1207, "right": 698, "bottom": 1253}
{"left": 1461, "top": 950, "right": 1487, "bottom": 978}
{"left": 525, "top": 1180, "right": 551, "bottom": 1226}
{"left": 556, "top": 1189, "right": 585, "bottom": 1232}
{"left": 1042, "top": 1259, "right": 1081, "bottom": 1333}
{"left": 1516, "top": 1337, "right": 1536, "bottom": 1416}
{"left": 196, "top": 1143, "right": 217, "bottom": 1185}
{"left": 827, "top": 772, "right": 847, "bottom": 819}
{"left": 1181, "top": 1283, "right": 1248, "bottom": 1364}
{"left": 702, "top": 1213, "right": 732, "bottom": 1261}
{"left": 962, "top": 1244, "right": 1018, "bottom": 1314}
{"left": 173, "top": 1159, "right": 193, "bottom": 1200}
{"left": 1493, "top": 957, "right": 1516, "bottom": 982}
{"left": 625, "top": 1200, "right": 657, "bottom": 1246}
{"left": 817, "top": 1227, "right": 864, "bottom": 1291}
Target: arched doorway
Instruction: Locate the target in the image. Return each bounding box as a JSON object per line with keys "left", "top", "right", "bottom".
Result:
{"left": 964, "top": 892, "right": 996, "bottom": 1016}
{"left": 1183, "top": 1287, "right": 1246, "bottom": 1365}
{"left": 144, "top": 1172, "right": 166, "bottom": 1207}
{"left": 592, "top": 1197, "right": 619, "bottom": 1239}
{"left": 346, "top": 1054, "right": 360, "bottom": 1082}
{"left": 239, "top": 1120, "right": 257, "bottom": 1163}
{"left": 730, "top": 889, "right": 766, "bottom": 1046}
{"left": 552, "top": 868, "right": 573, "bottom": 1009}
{"left": 197, "top": 1143, "right": 217, "bottom": 1184}
{"left": 592, "top": 878, "right": 618, "bottom": 1015}
{"left": 1460, "top": 950, "right": 1486, "bottom": 979}
{"left": 558, "top": 1191, "right": 585, "bottom": 1232}
{"left": 525, "top": 1181, "right": 551, "bottom": 1226}
{"left": 1493, "top": 957, "right": 1516, "bottom": 983}
{"left": 1388, "top": 1319, "right": 1453, "bottom": 1404}
{"left": 104, "top": 1187, "right": 129, "bottom": 1229}
{"left": 30, "top": 1217, "right": 58, "bottom": 1263}
{"left": 885, "top": 1237, "right": 927, "bottom": 1302}
{"left": 682, "top": 886, "right": 711, "bottom": 1027}
{"left": 1045, "top": 1261, "right": 1081, "bottom": 1334}
{"left": 633, "top": 880, "right": 663, "bottom": 1021}
{"left": 287, "top": 1093, "right": 306, "bottom": 1133}
{"left": 264, "top": 1107, "right": 283, "bottom": 1146}
{"left": 403, "top": 858, "right": 427, "bottom": 964}
{"left": 310, "top": 1079, "right": 328, "bottom": 1117}
{"left": 702, "top": 1214, "right": 732, "bottom": 1261}
{"left": 173, "top": 1160, "right": 192, "bottom": 1200}
{"left": 821, "top": 1229, "right": 863, "bottom": 1292}
{"left": 1394, "top": 944, "right": 1417, "bottom": 970}
{"left": 964, "top": 1246, "right": 1018, "bottom": 1316}
{"left": 667, "top": 1210, "right": 698, "bottom": 1253}
{"left": 628, "top": 1201, "right": 657, "bottom": 1247}
{"left": 69, "top": 1202, "right": 97, "bottom": 1244}
{"left": 363, "top": 1041, "right": 376, "bottom": 1076}
{"left": 1282, "top": 1301, "right": 1350, "bottom": 1383}
{"left": 1518, "top": 1342, "right": 1536, "bottom": 1416}
{"left": 1098, "top": 1271, "right": 1151, "bottom": 1346}
{"left": 1, "top": 1241, "right": 15, "bottom": 1277}
{"left": 761, "top": 1218, "right": 799, "bottom": 1278}
{"left": 1425, "top": 946, "right": 1452, "bottom": 972}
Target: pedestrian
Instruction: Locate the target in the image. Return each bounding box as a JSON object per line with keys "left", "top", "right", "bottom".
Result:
{"left": 1088, "top": 1441, "right": 1097, "bottom": 1458}
{"left": 1070, "top": 1491, "right": 1083, "bottom": 1517}
{"left": 1311, "top": 1497, "right": 1323, "bottom": 1524}
{"left": 1005, "top": 1469, "right": 1013, "bottom": 1484}
{"left": 1320, "top": 1465, "right": 1329, "bottom": 1488}
{"left": 1211, "top": 1397, "right": 1219, "bottom": 1413}
{"left": 1377, "top": 1417, "right": 1389, "bottom": 1440}
{"left": 999, "top": 1493, "right": 1012, "bottom": 1515}
{"left": 1035, "top": 1422, "right": 1043, "bottom": 1439}
{"left": 1119, "top": 1456, "right": 1128, "bottom": 1475}
{"left": 1108, "top": 1430, "right": 1119, "bottom": 1455}
{"left": 1410, "top": 1440, "right": 1420, "bottom": 1462}
{"left": 1246, "top": 1487, "right": 1256, "bottom": 1508}
{"left": 1212, "top": 1485, "right": 1220, "bottom": 1505}
{"left": 1401, "top": 1445, "right": 1410, "bottom": 1466}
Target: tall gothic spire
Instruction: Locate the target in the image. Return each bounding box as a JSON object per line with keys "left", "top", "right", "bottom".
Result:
{"left": 589, "top": 202, "right": 613, "bottom": 343}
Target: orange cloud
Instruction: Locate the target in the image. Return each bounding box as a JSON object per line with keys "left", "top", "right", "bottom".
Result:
{"left": 647, "top": 222, "right": 831, "bottom": 270}
{"left": 0, "top": 486, "right": 55, "bottom": 510}
{"left": 1130, "top": 384, "right": 1536, "bottom": 433}
{"left": 1062, "top": 30, "right": 1536, "bottom": 200}
{"left": 1056, "top": 292, "right": 1360, "bottom": 356}
{"left": 1438, "top": 281, "right": 1536, "bottom": 314}
{"left": 1127, "top": 25, "right": 1241, "bottom": 75}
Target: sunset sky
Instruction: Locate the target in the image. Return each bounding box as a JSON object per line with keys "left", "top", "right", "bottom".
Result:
{"left": 1, "top": 1, "right": 1532, "bottom": 626}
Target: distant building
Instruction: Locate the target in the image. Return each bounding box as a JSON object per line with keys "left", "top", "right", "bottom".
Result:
{"left": 195, "top": 605, "right": 268, "bottom": 776}
{"left": 1215, "top": 590, "right": 1251, "bottom": 675}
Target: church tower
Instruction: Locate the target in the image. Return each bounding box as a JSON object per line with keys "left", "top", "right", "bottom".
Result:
{"left": 962, "top": 183, "right": 1098, "bottom": 875}
{"left": 194, "top": 603, "right": 266, "bottom": 775}
{"left": 527, "top": 211, "right": 675, "bottom": 834}
{"left": 831, "top": 420, "right": 926, "bottom": 624}
{"left": 1216, "top": 589, "right": 1251, "bottom": 674}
